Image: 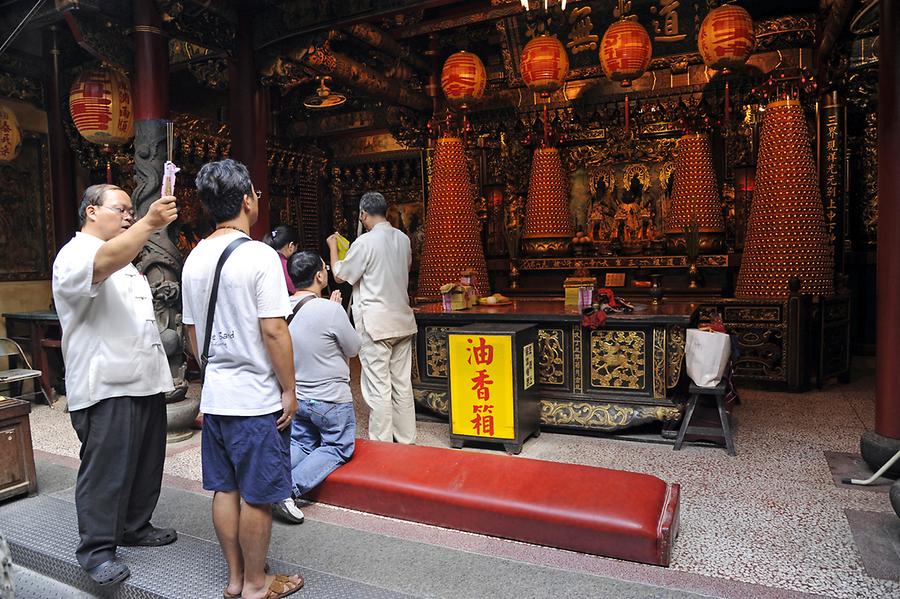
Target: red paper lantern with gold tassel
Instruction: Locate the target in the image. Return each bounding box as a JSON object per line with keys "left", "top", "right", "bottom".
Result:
{"left": 417, "top": 136, "right": 490, "bottom": 298}
{"left": 520, "top": 35, "right": 569, "bottom": 96}
{"left": 441, "top": 51, "right": 486, "bottom": 108}
{"left": 698, "top": 4, "right": 755, "bottom": 74}
{"left": 0, "top": 105, "right": 22, "bottom": 163}
{"left": 698, "top": 4, "right": 755, "bottom": 123}
{"left": 69, "top": 68, "right": 134, "bottom": 183}
{"left": 599, "top": 19, "right": 652, "bottom": 88}
{"left": 69, "top": 68, "right": 134, "bottom": 146}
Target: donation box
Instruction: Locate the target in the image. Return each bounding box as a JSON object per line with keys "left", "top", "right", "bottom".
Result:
{"left": 447, "top": 323, "right": 540, "bottom": 455}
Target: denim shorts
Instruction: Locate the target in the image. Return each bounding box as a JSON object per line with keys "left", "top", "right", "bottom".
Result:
{"left": 201, "top": 411, "right": 292, "bottom": 505}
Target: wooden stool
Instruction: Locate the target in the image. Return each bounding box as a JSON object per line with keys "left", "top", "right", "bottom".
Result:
{"left": 673, "top": 381, "right": 736, "bottom": 456}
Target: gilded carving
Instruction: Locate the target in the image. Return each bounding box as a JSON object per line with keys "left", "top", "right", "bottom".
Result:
{"left": 414, "top": 389, "right": 449, "bottom": 416}
{"left": 538, "top": 329, "right": 565, "bottom": 386}
{"left": 666, "top": 325, "right": 685, "bottom": 388}
{"left": 653, "top": 328, "right": 666, "bottom": 399}
{"left": 573, "top": 324, "right": 583, "bottom": 394}
{"left": 424, "top": 326, "right": 451, "bottom": 378}
{"left": 541, "top": 400, "right": 681, "bottom": 431}
{"left": 518, "top": 254, "right": 729, "bottom": 270}
{"left": 590, "top": 330, "right": 646, "bottom": 390}
{"left": 521, "top": 237, "right": 572, "bottom": 257}
{"left": 723, "top": 307, "right": 781, "bottom": 322}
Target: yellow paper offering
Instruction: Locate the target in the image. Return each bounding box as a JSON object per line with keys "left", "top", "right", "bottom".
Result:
{"left": 335, "top": 233, "right": 350, "bottom": 260}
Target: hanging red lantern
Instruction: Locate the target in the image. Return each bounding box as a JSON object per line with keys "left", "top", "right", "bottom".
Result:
{"left": 0, "top": 105, "right": 22, "bottom": 163}
{"left": 519, "top": 35, "right": 569, "bottom": 96}
{"left": 698, "top": 4, "right": 755, "bottom": 75}
{"left": 441, "top": 51, "right": 487, "bottom": 107}
{"left": 599, "top": 19, "right": 652, "bottom": 88}
{"left": 69, "top": 68, "right": 134, "bottom": 146}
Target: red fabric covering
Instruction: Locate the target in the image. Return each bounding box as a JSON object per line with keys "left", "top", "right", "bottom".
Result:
{"left": 307, "top": 439, "right": 680, "bottom": 566}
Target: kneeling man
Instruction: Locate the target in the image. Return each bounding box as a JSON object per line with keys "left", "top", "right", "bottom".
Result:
{"left": 274, "top": 252, "right": 361, "bottom": 523}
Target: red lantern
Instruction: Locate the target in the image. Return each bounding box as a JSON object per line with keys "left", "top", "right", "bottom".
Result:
{"left": 441, "top": 51, "right": 486, "bottom": 107}
{"left": 698, "top": 5, "right": 755, "bottom": 74}
{"left": 599, "top": 19, "right": 652, "bottom": 88}
{"left": 69, "top": 68, "right": 134, "bottom": 146}
{"left": 520, "top": 35, "right": 569, "bottom": 96}
{"left": 0, "top": 105, "right": 22, "bottom": 163}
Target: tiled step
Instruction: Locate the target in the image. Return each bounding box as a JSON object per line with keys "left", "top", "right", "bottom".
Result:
{"left": 0, "top": 494, "right": 409, "bottom": 598}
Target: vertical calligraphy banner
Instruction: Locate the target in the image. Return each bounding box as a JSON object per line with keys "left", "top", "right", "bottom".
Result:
{"left": 821, "top": 98, "right": 846, "bottom": 272}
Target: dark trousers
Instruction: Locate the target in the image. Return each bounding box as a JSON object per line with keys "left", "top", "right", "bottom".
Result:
{"left": 69, "top": 393, "right": 166, "bottom": 569}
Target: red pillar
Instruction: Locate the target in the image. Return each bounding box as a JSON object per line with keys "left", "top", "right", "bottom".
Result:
{"left": 229, "top": 15, "right": 270, "bottom": 239}
{"left": 44, "top": 26, "right": 77, "bottom": 248}
{"left": 876, "top": 0, "right": 900, "bottom": 440}
{"left": 133, "top": 0, "right": 168, "bottom": 121}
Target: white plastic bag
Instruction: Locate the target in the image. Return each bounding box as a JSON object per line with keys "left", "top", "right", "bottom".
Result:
{"left": 685, "top": 329, "right": 731, "bottom": 388}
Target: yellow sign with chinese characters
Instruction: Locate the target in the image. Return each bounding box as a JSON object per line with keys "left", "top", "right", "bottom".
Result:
{"left": 448, "top": 334, "right": 515, "bottom": 440}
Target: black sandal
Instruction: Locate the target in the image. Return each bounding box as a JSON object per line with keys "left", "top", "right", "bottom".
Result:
{"left": 86, "top": 558, "right": 131, "bottom": 586}
{"left": 121, "top": 525, "right": 178, "bottom": 547}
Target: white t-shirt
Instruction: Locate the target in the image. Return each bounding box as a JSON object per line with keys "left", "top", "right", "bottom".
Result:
{"left": 332, "top": 221, "right": 417, "bottom": 341}
{"left": 52, "top": 232, "right": 174, "bottom": 411}
{"left": 182, "top": 232, "right": 292, "bottom": 416}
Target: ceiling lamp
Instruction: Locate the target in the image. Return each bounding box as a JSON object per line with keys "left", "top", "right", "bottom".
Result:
{"left": 599, "top": 1, "right": 652, "bottom": 88}
{"left": 303, "top": 77, "right": 347, "bottom": 110}
{"left": 698, "top": 4, "right": 755, "bottom": 75}
{"left": 440, "top": 51, "right": 487, "bottom": 109}
{"left": 0, "top": 104, "right": 22, "bottom": 163}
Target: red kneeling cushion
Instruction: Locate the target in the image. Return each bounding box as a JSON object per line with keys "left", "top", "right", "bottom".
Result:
{"left": 307, "top": 439, "right": 680, "bottom": 566}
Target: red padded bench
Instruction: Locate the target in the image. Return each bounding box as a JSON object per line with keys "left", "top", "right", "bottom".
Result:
{"left": 306, "top": 439, "right": 680, "bottom": 566}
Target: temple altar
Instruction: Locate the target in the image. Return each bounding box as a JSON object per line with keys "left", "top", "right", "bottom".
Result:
{"left": 412, "top": 300, "right": 697, "bottom": 433}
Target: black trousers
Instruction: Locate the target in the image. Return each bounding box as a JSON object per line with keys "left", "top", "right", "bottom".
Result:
{"left": 69, "top": 393, "right": 166, "bottom": 569}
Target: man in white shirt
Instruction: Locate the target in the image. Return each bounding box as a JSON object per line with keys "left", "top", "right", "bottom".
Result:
{"left": 182, "top": 159, "right": 303, "bottom": 599}
{"left": 327, "top": 192, "right": 418, "bottom": 444}
{"left": 273, "top": 251, "right": 361, "bottom": 524}
{"left": 52, "top": 184, "right": 178, "bottom": 586}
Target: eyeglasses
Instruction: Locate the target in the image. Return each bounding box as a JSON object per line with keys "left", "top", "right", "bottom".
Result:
{"left": 101, "top": 205, "right": 135, "bottom": 219}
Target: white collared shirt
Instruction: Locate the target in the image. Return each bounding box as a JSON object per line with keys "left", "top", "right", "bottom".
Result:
{"left": 332, "top": 221, "right": 417, "bottom": 341}
{"left": 52, "top": 232, "right": 174, "bottom": 411}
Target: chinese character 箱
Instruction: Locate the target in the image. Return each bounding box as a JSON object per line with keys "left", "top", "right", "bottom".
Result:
{"left": 471, "top": 413, "right": 495, "bottom": 436}
{"left": 466, "top": 337, "right": 494, "bottom": 366}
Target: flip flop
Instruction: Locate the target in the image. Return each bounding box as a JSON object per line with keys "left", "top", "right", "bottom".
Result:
{"left": 85, "top": 558, "right": 131, "bottom": 586}
{"left": 121, "top": 526, "right": 178, "bottom": 547}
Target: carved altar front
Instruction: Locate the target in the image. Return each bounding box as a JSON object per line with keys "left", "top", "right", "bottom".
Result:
{"left": 412, "top": 300, "right": 696, "bottom": 432}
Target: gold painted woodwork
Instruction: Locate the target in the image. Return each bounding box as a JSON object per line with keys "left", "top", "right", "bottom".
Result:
{"left": 589, "top": 330, "right": 645, "bottom": 390}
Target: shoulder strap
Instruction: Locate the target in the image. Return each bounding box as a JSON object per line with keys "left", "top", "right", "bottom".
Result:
{"left": 201, "top": 237, "right": 250, "bottom": 378}
{"left": 286, "top": 294, "right": 317, "bottom": 325}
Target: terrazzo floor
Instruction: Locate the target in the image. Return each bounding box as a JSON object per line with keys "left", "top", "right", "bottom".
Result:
{"left": 26, "top": 361, "right": 900, "bottom": 599}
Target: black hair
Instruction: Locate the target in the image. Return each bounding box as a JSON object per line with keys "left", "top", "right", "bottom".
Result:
{"left": 78, "top": 184, "right": 122, "bottom": 227}
{"left": 262, "top": 224, "right": 300, "bottom": 251}
{"left": 359, "top": 191, "right": 387, "bottom": 217}
{"left": 287, "top": 250, "right": 325, "bottom": 289}
{"left": 194, "top": 159, "right": 252, "bottom": 223}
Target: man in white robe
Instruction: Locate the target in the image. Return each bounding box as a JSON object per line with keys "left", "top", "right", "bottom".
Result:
{"left": 327, "top": 192, "right": 417, "bottom": 444}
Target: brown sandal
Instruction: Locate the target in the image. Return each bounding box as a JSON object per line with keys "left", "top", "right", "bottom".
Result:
{"left": 264, "top": 574, "right": 304, "bottom": 599}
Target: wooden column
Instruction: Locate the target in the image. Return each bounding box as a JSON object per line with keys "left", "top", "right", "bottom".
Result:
{"left": 43, "top": 26, "right": 77, "bottom": 248}
{"left": 229, "top": 14, "right": 270, "bottom": 239}
{"left": 875, "top": 0, "right": 900, "bottom": 441}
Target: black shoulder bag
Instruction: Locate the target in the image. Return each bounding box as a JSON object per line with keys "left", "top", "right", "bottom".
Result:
{"left": 200, "top": 237, "right": 250, "bottom": 382}
{"left": 286, "top": 294, "right": 317, "bottom": 325}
